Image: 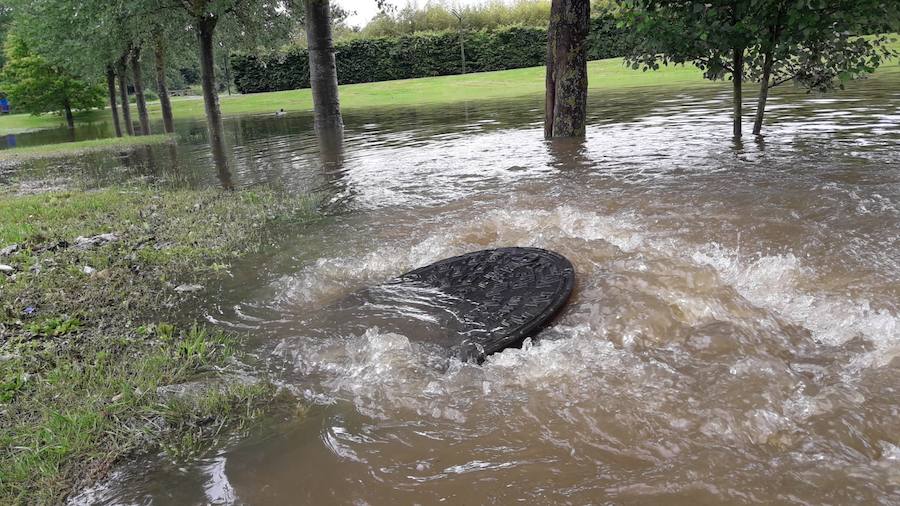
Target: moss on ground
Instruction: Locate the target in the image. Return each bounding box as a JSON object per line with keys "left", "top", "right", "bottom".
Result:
{"left": 0, "top": 186, "right": 318, "bottom": 504}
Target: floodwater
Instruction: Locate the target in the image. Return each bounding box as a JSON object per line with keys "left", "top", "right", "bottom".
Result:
{"left": 31, "top": 72, "right": 900, "bottom": 504}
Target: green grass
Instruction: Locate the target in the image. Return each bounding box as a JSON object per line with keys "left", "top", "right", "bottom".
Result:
{"left": 0, "top": 134, "right": 173, "bottom": 163}
{"left": 154, "top": 58, "right": 712, "bottom": 119}
{"left": 2, "top": 44, "right": 898, "bottom": 132}
{"left": 0, "top": 110, "right": 106, "bottom": 135}
{"left": 0, "top": 186, "right": 318, "bottom": 504}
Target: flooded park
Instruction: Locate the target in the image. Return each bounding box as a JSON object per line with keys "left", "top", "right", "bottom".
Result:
{"left": 3, "top": 72, "right": 891, "bottom": 503}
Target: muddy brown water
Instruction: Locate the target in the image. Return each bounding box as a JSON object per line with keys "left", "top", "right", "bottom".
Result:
{"left": 25, "top": 74, "right": 899, "bottom": 504}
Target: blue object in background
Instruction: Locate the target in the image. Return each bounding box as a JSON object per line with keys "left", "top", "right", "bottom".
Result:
{"left": 0, "top": 97, "right": 9, "bottom": 114}
{"left": 5, "top": 134, "right": 15, "bottom": 147}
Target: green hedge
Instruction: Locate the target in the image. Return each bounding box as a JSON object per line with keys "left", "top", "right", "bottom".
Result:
{"left": 232, "top": 17, "right": 633, "bottom": 94}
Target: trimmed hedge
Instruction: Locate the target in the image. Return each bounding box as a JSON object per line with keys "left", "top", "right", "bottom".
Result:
{"left": 233, "top": 17, "right": 633, "bottom": 94}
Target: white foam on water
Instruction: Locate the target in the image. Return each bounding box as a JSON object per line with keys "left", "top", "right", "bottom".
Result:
{"left": 689, "top": 242, "right": 899, "bottom": 369}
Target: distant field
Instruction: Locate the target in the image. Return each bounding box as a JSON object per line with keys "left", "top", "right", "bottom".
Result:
{"left": 1, "top": 41, "right": 898, "bottom": 134}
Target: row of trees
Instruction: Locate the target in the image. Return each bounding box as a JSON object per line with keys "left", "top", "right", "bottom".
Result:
{"left": 546, "top": 0, "right": 898, "bottom": 139}
{"left": 1, "top": 0, "right": 897, "bottom": 152}
{"left": 0, "top": 0, "right": 345, "bottom": 175}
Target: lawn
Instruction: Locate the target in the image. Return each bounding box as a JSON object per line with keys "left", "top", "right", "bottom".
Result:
{"left": 0, "top": 134, "right": 172, "bottom": 163}
{"left": 2, "top": 49, "right": 898, "bottom": 133}
{"left": 0, "top": 56, "right": 711, "bottom": 133}
{"left": 155, "top": 57, "right": 713, "bottom": 119}
{"left": 0, "top": 186, "right": 319, "bottom": 503}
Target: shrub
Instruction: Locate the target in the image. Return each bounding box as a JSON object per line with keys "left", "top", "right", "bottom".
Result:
{"left": 232, "top": 17, "right": 632, "bottom": 94}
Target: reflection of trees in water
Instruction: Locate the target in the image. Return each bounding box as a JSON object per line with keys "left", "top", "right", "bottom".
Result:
{"left": 315, "top": 126, "right": 358, "bottom": 211}
{"left": 546, "top": 136, "right": 591, "bottom": 171}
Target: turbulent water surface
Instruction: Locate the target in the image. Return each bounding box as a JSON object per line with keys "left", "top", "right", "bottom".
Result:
{"left": 19, "top": 73, "right": 899, "bottom": 504}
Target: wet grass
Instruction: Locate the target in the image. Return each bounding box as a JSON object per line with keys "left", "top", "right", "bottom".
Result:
{"left": 0, "top": 186, "right": 318, "bottom": 504}
{"left": 0, "top": 110, "right": 107, "bottom": 135}
{"left": 0, "top": 135, "right": 173, "bottom": 163}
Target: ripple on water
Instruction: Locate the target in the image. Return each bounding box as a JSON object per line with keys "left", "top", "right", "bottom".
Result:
{"left": 67, "top": 74, "right": 900, "bottom": 505}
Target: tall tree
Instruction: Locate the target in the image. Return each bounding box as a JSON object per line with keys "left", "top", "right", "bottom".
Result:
{"left": 176, "top": 0, "right": 289, "bottom": 177}
{"left": 131, "top": 46, "right": 152, "bottom": 135}
{"left": 0, "top": 2, "right": 11, "bottom": 70}
{"left": 305, "top": 0, "right": 343, "bottom": 134}
{"left": 0, "top": 34, "right": 104, "bottom": 128}
{"left": 623, "top": 0, "right": 754, "bottom": 138}
{"left": 105, "top": 65, "right": 123, "bottom": 137}
{"left": 118, "top": 55, "right": 135, "bottom": 136}
{"left": 623, "top": 0, "right": 897, "bottom": 138}
{"left": 544, "top": 0, "right": 590, "bottom": 138}
{"left": 153, "top": 30, "right": 175, "bottom": 134}
{"left": 747, "top": 0, "right": 898, "bottom": 135}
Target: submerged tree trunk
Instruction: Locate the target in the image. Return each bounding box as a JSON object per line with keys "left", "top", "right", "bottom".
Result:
{"left": 63, "top": 98, "right": 74, "bottom": 129}
{"left": 732, "top": 46, "right": 744, "bottom": 139}
{"left": 131, "top": 48, "right": 151, "bottom": 135}
{"left": 154, "top": 35, "right": 175, "bottom": 134}
{"left": 305, "top": 0, "right": 343, "bottom": 134}
{"left": 118, "top": 58, "right": 134, "bottom": 136}
{"left": 106, "top": 66, "right": 123, "bottom": 137}
{"left": 544, "top": 0, "right": 590, "bottom": 138}
{"left": 197, "top": 15, "right": 231, "bottom": 187}
{"left": 753, "top": 51, "right": 774, "bottom": 136}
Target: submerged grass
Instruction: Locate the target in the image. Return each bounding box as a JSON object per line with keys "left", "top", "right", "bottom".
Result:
{"left": 0, "top": 135, "right": 173, "bottom": 163}
{"left": 0, "top": 186, "right": 318, "bottom": 504}
{"left": 0, "top": 110, "right": 107, "bottom": 135}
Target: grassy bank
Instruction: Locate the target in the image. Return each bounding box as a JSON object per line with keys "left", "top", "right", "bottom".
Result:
{"left": 0, "top": 135, "right": 173, "bottom": 163}
{"left": 0, "top": 110, "right": 106, "bottom": 135}
{"left": 0, "top": 186, "right": 317, "bottom": 503}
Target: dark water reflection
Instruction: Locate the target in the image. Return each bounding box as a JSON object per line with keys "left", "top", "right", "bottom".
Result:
{"left": 34, "top": 72, "right": 900, "bottom": 505}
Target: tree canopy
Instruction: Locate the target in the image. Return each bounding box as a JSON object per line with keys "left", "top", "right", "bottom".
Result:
{"left": 0, "top": 34, "right": 104, "bottom": 124}
{"left": 622, "top": 0, "right": 898, "bottom": 137}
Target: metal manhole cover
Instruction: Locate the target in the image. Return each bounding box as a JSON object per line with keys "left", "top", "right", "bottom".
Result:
{"left": 312, "top": 247, "right": 575, "bottom": 362}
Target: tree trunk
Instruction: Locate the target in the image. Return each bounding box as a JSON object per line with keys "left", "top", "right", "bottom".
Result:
{"left": 197, "top": 16, "right": 231, "bottom": 186}
{"left": 458, "top": 25, "right": 466, "bottom": 74}
{"left": 154, "top": 35, "right": 175, "bottom": 134}
{"left": 118, "top": 58, "right": 134, "bottom": 136}
{"left": 131, "top": 48, "right": 151, "bottom": 135}
{"left": 753, "top": 50, "right": 774, "bottom": 136}
{"left": 305, "top": 0, "right": 343, "bottom": 133}
{"left": 63, "top": 98, "right": 74, "bottom": 129}
{"left": 544, "top": 0, "right": 590, "bottom": 139}
{"left": 223, "top": 51, "right": 232, "bottom": 96}
{"left": 732, "top": 46, "right": 744, "bottom": 139}
{"left": 106, "top": 65, "right": 123, "bottom": 137}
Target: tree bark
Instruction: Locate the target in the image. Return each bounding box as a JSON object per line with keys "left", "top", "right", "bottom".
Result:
{"left": 753, "top": 50, "right": 774, "bottom": 136}
{"left": 458, "top": 24, "right": 466, "bottom": 74}
{"left": 106, "top": 65, "right": 123, "bottom": 137}
{"left": 732, "top": 46, "right": 744, "bottom": 139}
{"left": 305, "top": 0, "right": 343, "bottom": 134}
{"left": 197, "top": 15, "right": 231, "bottom": 186}
{"left": 63, "top": 98, "right": 74, "bottom": 129}
{"left": 131, "top": 48, "right": 151, "bottom": 135}
{"left": 544, "top": 0, "right": 590, "bottom": 139}
{"left": 154, "top": 35, "right": 175, "bottom": 134}
{"left": 118, "top": 58, "right": 134, "bottom": 136}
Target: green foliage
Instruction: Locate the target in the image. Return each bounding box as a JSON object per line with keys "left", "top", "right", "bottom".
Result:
{"left": 357, "top": 0, "right": 552, "bottom": 38}
{"left": 0, "top": 1, "right": 11, "bottom": 70}
{"left": 233, "top": 17, "right": 633, "bottom": 94}
{"left": 620, "top": 0, "right": 898, "bottom": 135}
{"left": 0, "top": 34, "right": 104, "bottom": 116}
